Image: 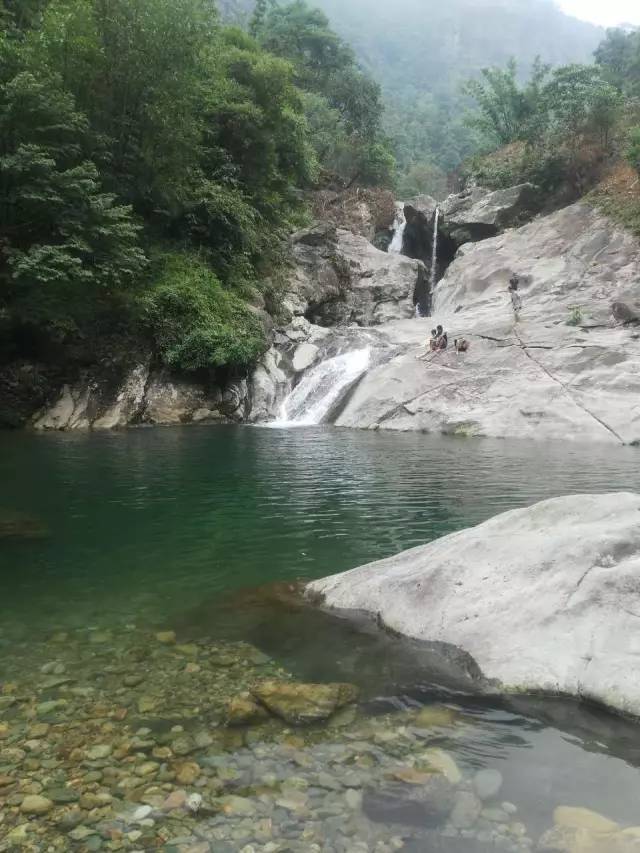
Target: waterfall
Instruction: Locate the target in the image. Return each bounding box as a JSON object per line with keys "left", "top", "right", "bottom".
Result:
{"left": 388, "top": 203, "right": 406, "bottom": 254}
{"left": 430, "top": 207, "right": 440, "bottom": 289}
{"left": 273, "top": 348, "right": 371, "bottom": 427}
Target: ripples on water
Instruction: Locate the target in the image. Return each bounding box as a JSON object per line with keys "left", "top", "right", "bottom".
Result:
{"left": 1, "top": 424, "right": 639, "bottom": 630}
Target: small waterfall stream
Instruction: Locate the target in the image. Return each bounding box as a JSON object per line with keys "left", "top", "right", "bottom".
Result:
{"left": 430, "top": 207, "right": 440, "bottom": 289}
{"left": 388, "top": 203, "right": 406, "bottom": 254}
{"left": 272, "top": 348, "right": 371, "bottom": 427}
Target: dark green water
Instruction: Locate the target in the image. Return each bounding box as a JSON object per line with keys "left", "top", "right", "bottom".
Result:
{"left": 2, "top": 425, "right": 640, "bottom": 846}
{"left": 1, "top": 424, "right": 639, "bottom": 636}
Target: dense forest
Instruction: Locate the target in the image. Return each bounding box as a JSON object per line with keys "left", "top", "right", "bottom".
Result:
{"left": 274, "top": 0, "right": 606, "bottom": 194}
{"left": 0, "top": 0, "right": 391, "bottom": 385}
{"left": 2, "top": 0, "right": 640, "bottom": 400}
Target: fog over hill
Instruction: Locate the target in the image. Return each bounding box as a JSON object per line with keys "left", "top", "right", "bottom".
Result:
{"left": 221, "top": 0, "right": 605, "bottom": 188}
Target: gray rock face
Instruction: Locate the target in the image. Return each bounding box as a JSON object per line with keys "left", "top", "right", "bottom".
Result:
{"left": 308, "top": 492, "right": 640, "bottom": 717}
{"left": 32, "top": 366, "right": 248, "bottom": 431}
{"left": 441, "top": 183, "right": 541, "bottom": 245}
{"left": 285, "top": 225, "right": 428, "bottom": 326}
{"left": 335, "top": 203, "right": 640, "bottom": 445}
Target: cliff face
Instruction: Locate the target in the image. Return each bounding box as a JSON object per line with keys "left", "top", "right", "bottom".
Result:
{"left": 13, "top": 184, "right": 640, "bottom": 444}
{"left": 335, "top": 202, "right": 640, "bottom": 445}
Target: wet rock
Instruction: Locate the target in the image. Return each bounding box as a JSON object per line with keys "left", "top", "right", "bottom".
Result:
{"left": 473, "top": 769, "right": 503, "bottom": 801}
{"left": 176, "top": 762, "right": 201, "bottom": 785}
{"left": 20, "top": 793, "right": 54, "bottom": 814}
{"left": 450, "top": 790, "right": 482, "bottom": 829}
{"left": 163, "top": 789, "right": 188, "bottom": 811}
{"left": 155, "top": 630, "right": 177, "bottom": 644}
{"left": 46, "top": 786, "right": 80, "bottom": 804}
{"left": 553, "top": 805, "right": 619, "bottom": 834}
{"left": 419, "top": 748, "right": 462, "bottom": 784}
{"left": 225, "top": 693, "right": 270, "bottom": 727}
{"left": 362, "top": 775, "right": 455, "bottom": 827}
{"left": 85, "top": 744, "right": 112, "bottom": 760}
{"left": 251, "top": 680, "right": 358, "bottom": 725}
{"left": 414, "top": 705, "right": 459, "bottom": 729}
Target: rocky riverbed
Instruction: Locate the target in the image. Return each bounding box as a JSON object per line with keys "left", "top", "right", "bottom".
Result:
{"left": 2, "top": 619, "right": 640, "bottom": 852}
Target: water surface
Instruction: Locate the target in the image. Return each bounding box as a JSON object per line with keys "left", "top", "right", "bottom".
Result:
{"left": 1, "top": 426, "right": 640, "bottom": 850}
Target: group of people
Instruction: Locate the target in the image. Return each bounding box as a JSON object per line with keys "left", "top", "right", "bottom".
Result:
{"left": 429, "top": 325, "right": 448, "bottom": 351}
{"left": 419, "top": 271, "right": 522, "bottom": 362}
{"left": 419, "top": 325, "right": 469, "bottom": 360}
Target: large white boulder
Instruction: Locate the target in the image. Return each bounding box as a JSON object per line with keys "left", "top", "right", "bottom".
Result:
{"left": 308, "top": 493, "right": 640, "bottom": 717}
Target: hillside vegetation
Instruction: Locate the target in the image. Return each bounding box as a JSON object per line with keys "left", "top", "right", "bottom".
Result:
{"left": 462, "top": 27, "right": 640, "bottom": 232}
{"left": 0, "top": 0, "right": 392, "bottom": 384}
{"left": 311, "top": 0, "right": 603, "bottom": 195}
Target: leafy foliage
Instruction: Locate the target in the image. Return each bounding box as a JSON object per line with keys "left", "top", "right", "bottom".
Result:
{"left": 142, "top": 254, "right": 267, "bottom": 371}
{"left": 628, "top": 127, "right": 640, "bottom": 174}
{"left": 255, "top": 0, "right": 394, "bottom": 186}
{"left": 307, "top": 0, "right": 603, "bottom": 194}
{"left": 595, "top": 28, "right": 640, "bottom": 96}
{"left": 463, "top": 60, "right": 622, "bottom": 196}
{"left": 0, "top": 0, "right": 328, "bottom": 373}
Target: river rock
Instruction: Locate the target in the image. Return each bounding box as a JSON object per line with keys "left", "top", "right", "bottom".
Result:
{"left": 20, "top": 793, "right": 53, "bottom": 814}
{"left": 554, "top": 806, "right": 619, "bottom": 833}
{"left": 250, "top": 680, "right": 358, "bottom": 725}
{"left": 362, "top": 775, "right": 455, "bottom": 827}
{"left": 450, "top": 790, "right": 483, "bottom": 829}
{"left": 308, "top": 492, "right": 640, "bottom": 717}
{"left": 225, "top": 693, "right": 270, "bottom": 726}
{"left": 473, "top": 769, "right": 504, "bottom": 801}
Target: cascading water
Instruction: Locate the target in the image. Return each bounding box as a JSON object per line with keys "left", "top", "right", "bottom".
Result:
{"left": 273, "top": 348, "right": 371, "bottom": 427}
{"left": 430, "top": 207, "right": 440, "bottom": 289}
{"left": 388, "top": 203, "right": 406, "bottom": 254}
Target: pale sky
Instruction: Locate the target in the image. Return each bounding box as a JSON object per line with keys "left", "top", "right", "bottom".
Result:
{"left": 557, "top": 0, "right": 640, "bottom": 28}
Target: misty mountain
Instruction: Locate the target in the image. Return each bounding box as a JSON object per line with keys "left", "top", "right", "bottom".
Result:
{"left": 220, "top": 0, "right": 605, "bottom": 187}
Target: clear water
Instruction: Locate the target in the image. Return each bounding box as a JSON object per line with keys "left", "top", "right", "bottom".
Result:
{"left": 2, "top": 425, "right": 638, "bottom": 636}
{"left": 2, "top": 425, "right": 640, "bottom": 847}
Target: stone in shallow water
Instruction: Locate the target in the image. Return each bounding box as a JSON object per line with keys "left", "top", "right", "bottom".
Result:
{"left": 362, "top": 776, "right": 455, "bottom": 827}
{"left": 473, "top": 768, "right": 503, "bottom": 801}
{"left": 553, "top": 806, "right": 619, "bottom": 834}
{"left": 20, "top": 794, "right": 53, "bottom": 814}
{"left": 85, "top": 743, "right": 112, "bottom": 760}
{"left": 225, "top": 693, "right": 269, "bottom": 726}
{"left": 45, "top": 786, "right": 80, "bottom": 804}
{"left": 419, "top": 747, "right": 462, "bottom": 784}
{"left": 415, "top": 705, "right": 459, "bottom": 729}
{"left": 450, "top": 790, "right": 482, "bottom": 829}
{"left": 251, "top": 680, "right": 358, "bottom": 725}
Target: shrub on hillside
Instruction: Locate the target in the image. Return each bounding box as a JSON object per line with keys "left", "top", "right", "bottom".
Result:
{"left": 142, "top": 255, "right": 267, "bottom": 372}
{"left": 627, "top": 127, "right": 640, "bottom": 174}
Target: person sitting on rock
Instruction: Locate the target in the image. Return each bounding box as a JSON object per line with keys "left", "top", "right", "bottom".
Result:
{"left": 429, "top": 329, "right": 438, "bottom": 351}
{"left": 454, "top": 338, "right": 469, "bottom": 354}
{"left": 436, "top": 325, "right": 448, "bottom": 350}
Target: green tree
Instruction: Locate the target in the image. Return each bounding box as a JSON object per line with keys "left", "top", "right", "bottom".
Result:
{"left": 540, "top": 65, "right": 621, "bottom": 150}
{"left": 257, "top": 0, "right": 393, "bottom": 185}
{"left": 627, "top": 127, "right": 640, "bottom": 174}
{"left": 463, "top": 58, "right": 550, "bottom": 146}
{"left": 142, "top": 253, "right": 266, "bottom": 371}
{"left": 595, "top": 27, "right": 640, "bottom": 96}
{"left": 0, "top": 66, "right": 145, "bottom": 342}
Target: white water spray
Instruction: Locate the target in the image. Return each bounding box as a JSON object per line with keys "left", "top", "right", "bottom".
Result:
{"left": 273, "top": 348, "right": 371, "bottom": 427}
{"left": 389, "top": 202, "right": 406, "bottom": 254}
{"left": 430, "top": 207, "right": 440, "bottom": 290}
